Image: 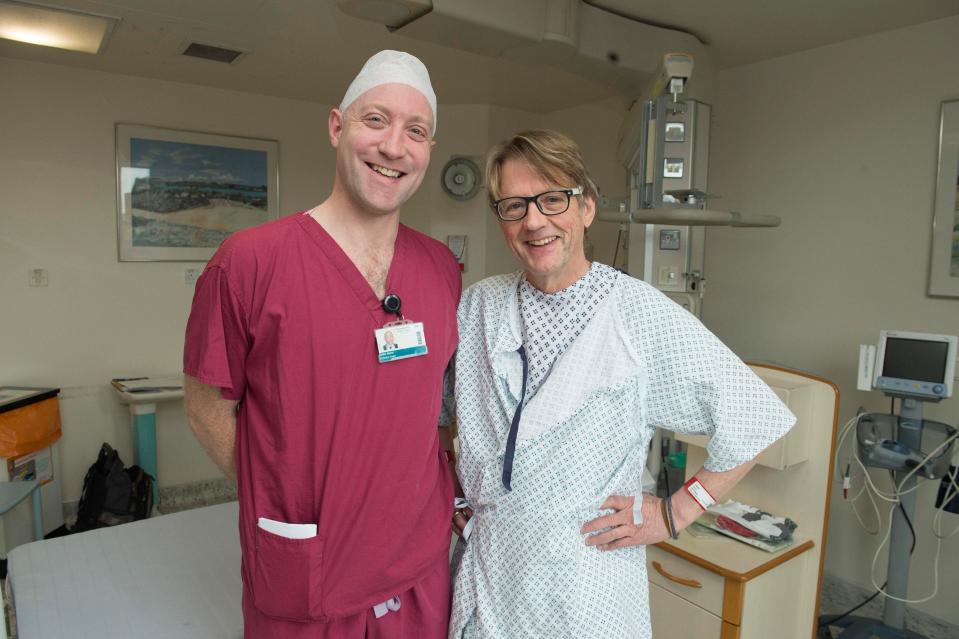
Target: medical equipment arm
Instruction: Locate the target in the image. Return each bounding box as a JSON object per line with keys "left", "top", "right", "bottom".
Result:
{"left": 184, "top": 375, "right": 239, "bottom": 482}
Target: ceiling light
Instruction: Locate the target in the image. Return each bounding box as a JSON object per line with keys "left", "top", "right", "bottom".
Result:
{"left": 0, "top": 0, "right": 118, "bottom": 54}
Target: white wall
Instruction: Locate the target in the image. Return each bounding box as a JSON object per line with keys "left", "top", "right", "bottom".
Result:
{"left": 10, "top": 13, "right": 957, "bottom": 623}
{"left": 475, "top": 99, "right": 632, "bottom": 276}
{"left": 483, "top": 105, "right": 545, "bottom": 276}
{"left": 543, "top": 98, "right": 628, "bottom": 269}
{"left": 0, "top": 57, "right": 331, "bottom": 502}
{"left": 0, "top": 58, "right": 575, "bottom": 505}
{"left": 707, "top": 16, "right": 959, "bottom": 624}
{"left": 415, "top": 104, "right": 491, "bottom": 287}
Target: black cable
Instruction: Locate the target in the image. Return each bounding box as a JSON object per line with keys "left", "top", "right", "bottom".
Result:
{"left": 612, "top": 228, "right": 624, "bottom": 269}
{"left": 818, "top": 581, "right": 887, "bottom": 628}
{"left": 898, "top": 501, "right": 917, "bottom": 555}
{"left": 821, "top": 476, "right": 918, "bottom": 629}
{"left": 889, "top": 470, "right": 917, "bottom": 555}
{"left": 660, "top": 439, "right": 672, "bottom": 496}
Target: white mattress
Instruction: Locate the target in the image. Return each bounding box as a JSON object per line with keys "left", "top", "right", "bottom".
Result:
{"left": 7, "top": 502, "right": 242, "bottom": 639}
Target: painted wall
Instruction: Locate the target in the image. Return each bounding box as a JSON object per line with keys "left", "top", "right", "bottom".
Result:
{"left": 0, "top": 57, "right": 564, "bottom": 506}
{"left": 8, "top": 12, "right": 957, "bottom": 625}
{"left": 706, "top": 16, "right": 959, "bottom": 624}
{"left": 0, "top": 57, "right": 332, "bottom": 503}
{"left": 542, "top": 98, "right": 628, "bottom": 270}
{"left": 416, "top": 104, "right": 490, "bottom": 287}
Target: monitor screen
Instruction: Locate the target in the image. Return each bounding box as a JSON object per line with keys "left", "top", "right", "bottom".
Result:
{"left": 881, "top": 337, "right": 949, "bottom": 383}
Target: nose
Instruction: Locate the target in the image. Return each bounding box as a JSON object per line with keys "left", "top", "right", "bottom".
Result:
{"left": 378, "top": 125, "right": 406, "bottom": 160}
{"left": 521, "top": 200, "right": 547, "bottom": 230}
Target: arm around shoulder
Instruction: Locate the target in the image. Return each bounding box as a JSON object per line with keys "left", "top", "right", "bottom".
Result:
{"left": 183, "top": 375, "right": 239, "bottom": 482}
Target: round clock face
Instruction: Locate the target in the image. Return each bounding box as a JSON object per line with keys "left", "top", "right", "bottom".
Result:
{"left": 441, "top": 158, "right": 480, "bottom": 201}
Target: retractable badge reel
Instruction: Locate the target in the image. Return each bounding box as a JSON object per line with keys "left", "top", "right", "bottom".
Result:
{"left": 374, "top": 294, "right": 429, "bottom": 363}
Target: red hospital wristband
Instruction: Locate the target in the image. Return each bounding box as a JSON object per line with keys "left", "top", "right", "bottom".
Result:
{"left": 683, "top": 477, "right": 716, "bottom": 511}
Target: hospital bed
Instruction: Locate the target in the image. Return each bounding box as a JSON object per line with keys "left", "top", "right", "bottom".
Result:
{"left": 5, "top": 501, "right": 243, "bottom": 639}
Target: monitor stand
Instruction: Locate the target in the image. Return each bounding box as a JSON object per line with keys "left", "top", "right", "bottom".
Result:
{"left": 820, "top": 397, "right": 929, "bottom": 639}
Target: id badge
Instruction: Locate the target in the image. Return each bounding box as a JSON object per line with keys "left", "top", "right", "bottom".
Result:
{"left": 375, "top": 322, "right": 428, "bottom": 363}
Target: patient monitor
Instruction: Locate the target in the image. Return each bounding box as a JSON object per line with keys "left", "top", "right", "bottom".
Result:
{"left": 855, "top": 330, "right": 956, "bottom": 479}
{"left": 858, "top": 330, "right": 957, "bottom": 399}
{"left": 835, "top": 330, "right": 958, "bottom": 636}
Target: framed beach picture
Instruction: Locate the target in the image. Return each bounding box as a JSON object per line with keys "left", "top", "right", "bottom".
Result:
{"left": 929, "top": 100, "right": 959, "bottom": 297}
{"left": 115, "top": 124, "right": 279, "bottom": 261}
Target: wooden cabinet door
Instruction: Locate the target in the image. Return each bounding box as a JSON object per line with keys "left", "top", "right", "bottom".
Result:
{"left": 649, "top": 582, "right": 723, "bottom": 638}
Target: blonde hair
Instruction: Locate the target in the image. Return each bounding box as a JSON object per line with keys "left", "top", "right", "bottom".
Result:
{"left": 485, "top": 129, "right": 599, "bottom": 204}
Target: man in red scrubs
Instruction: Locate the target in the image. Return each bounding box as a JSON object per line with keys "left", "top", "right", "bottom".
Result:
{"left": 183, "top": 50, "right": 460, "bottom": 639}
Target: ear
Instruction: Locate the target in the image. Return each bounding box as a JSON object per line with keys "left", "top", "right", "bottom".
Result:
{"left": 329, "top": 108, "right": 344, "bottom": 148}
{"left": 582, "top": 195, "right": 596, "bottom": 229}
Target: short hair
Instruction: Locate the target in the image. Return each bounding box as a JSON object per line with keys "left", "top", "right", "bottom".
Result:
{"left": 485, "top": 129, "right": 599, "bottom": 205}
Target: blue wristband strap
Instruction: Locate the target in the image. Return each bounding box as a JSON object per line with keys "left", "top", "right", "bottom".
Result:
{"left": 665, "top": 494, "right": 680, "bottom": 540}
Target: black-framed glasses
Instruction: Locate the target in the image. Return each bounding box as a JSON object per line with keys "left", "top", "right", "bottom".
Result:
{"left": 491, "top": 187, "right": 583, "bottom": 221}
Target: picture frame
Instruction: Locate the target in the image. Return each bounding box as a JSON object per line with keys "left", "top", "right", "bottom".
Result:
{"left": 929, "top": 100, "right": 959, "bottom": 297}
{"left": 115, "top": 123, "right": 279, "bottom": 262}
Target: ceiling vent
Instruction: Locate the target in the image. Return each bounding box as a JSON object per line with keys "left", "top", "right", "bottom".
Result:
{"left": 181, "top": 42, "right": 245, "bottom": 64}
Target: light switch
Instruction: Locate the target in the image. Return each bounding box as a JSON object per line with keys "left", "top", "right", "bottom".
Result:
{"left": 658, "top": 265, "right": 678, "bottom": 286}
{"left": 447, "top": 235, "right": 467, "bottom": 272}
{"left": 28, "top": 268, "right": 48, "bottom": 287}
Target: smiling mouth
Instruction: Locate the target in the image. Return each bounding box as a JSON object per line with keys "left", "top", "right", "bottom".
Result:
{"left": 527, "top": 236, "right": 558, "bottom": 247}
{"left": 367, "top": 162, "right": 405, "bottom": 179}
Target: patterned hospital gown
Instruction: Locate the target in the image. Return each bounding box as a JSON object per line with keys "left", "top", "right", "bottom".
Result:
{"left": 449, "top": 264, "right": 796, "bottom": 639}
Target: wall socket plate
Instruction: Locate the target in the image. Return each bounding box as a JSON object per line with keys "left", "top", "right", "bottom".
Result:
{"left": 28, "top": 268, "right": 49, "bottom": 287}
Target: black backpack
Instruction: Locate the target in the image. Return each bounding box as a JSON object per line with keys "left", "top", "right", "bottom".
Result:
{"left": 73, "top": 443, "right": 154, "bottom": 532}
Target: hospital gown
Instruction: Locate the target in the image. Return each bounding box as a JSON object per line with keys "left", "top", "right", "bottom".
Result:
{"left": 449, "top": 263, "right": 796, "bottom": 638}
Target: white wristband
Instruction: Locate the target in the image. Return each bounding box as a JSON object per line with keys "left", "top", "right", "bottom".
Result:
{"left": 683, "top": 478, "right": 716, "bottom": 511}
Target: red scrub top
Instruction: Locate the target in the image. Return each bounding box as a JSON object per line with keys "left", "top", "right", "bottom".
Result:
{"left": 184, "top": 213, "right": 460, "bottom": 625}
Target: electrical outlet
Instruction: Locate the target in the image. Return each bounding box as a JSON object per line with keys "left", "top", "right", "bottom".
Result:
{"left": 185, "top": 268, "right": 201, "bottom": 285}
{"left": 28, "top": 268, "right": 48, "bottom": 287}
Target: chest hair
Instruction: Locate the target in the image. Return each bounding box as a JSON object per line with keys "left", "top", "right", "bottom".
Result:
{"left": 347, "top": 244, "right": 394, "bottom": 299}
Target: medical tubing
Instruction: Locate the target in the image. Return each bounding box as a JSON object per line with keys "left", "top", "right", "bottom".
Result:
{"left": 848, "top": 478, "right": 881, "bottom": 535}
{"left": 836, "top": 409, "right": 959, "bottom": 604}
{"left": 867, "top": 428, "right": 959, "bottom": 604}
{"left": 869, "top": 504, "right": 941, "bottom": 604}
{"left": 835, "top": 414, "right": 881, "bottom": 533}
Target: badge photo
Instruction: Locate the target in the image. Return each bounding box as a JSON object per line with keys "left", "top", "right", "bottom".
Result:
{"left": 375, "top": 322, "right": 428, "bottom": 363}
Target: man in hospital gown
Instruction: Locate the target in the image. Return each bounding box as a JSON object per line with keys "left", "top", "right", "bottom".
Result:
{"left": 448, "top": 130, "right": 795, "bottom": 638}
{"left": 183, "top": 51, "right": 460, "bottom": 638}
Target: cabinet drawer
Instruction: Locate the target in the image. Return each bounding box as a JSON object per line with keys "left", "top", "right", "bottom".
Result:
{"left": 647, "top": 545, "right": 726, "bottom": 617}
{"left": 649, "top": 582, "right": 723, "bottom": 638}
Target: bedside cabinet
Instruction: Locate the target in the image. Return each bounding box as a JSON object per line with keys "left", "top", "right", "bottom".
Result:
{"left": 648, "top": 533, "right": 814, "bottom": 638}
